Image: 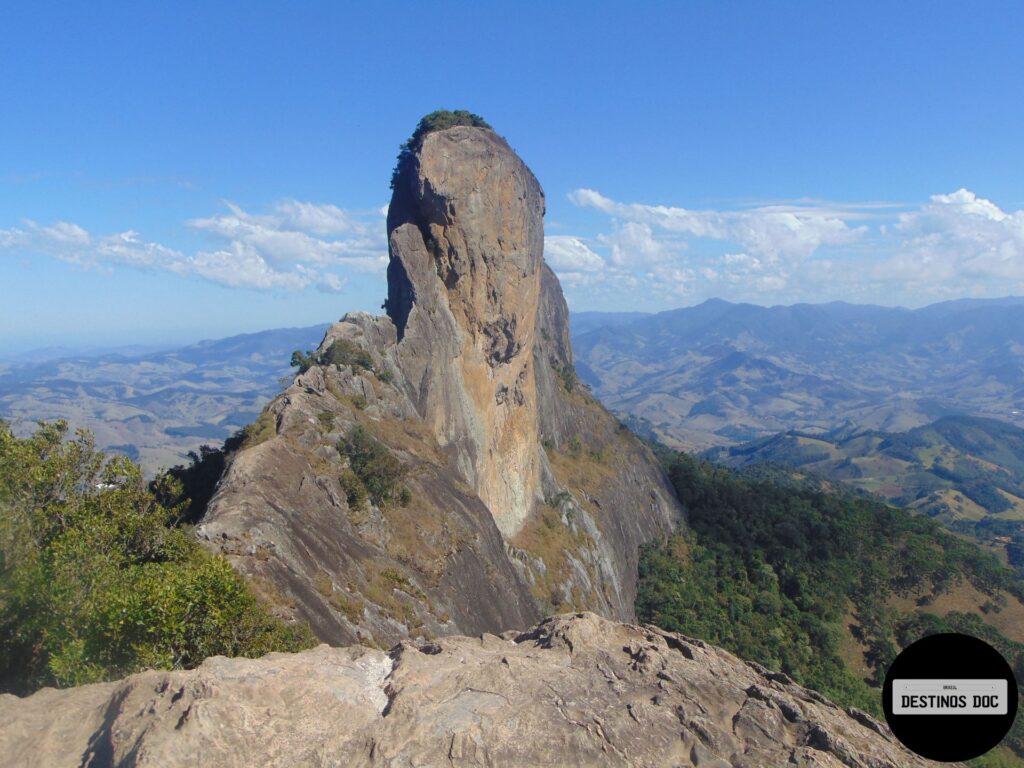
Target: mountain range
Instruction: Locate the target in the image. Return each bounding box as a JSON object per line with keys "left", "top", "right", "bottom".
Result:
{"left": 9, "top": 296, "right": 1024, "bottom": 477}
{"left": 0, "top": 324, "right": 328, "bottom": 473}
{"left": 571, "top": 297, "right": 1024, "bottom": 451}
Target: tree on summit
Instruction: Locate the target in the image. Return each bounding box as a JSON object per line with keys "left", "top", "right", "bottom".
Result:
{"left": 391, "top": 110, "right": 491, "bottom": 188}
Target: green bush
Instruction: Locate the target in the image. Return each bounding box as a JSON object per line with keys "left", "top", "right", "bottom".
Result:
{"left": 290, "top": 349, "right": 317, "bottom": 374}
{"left": 338, "top": 426, "right": 406, "bottom": 508}
{"left": 339, "top": 469, "right": 368, "bottom": 510}
{"left": 320, "top": 339, "right": 373, "bottom": 371}
{"left": 291, "top": 340, "right": 375, "bottom": 376}
{"left": 556, "top": 363, "right": 579, "bottom": 393}
{"left": 152, "top": 443, "right": 227, "bottom": 525}
{"left": 0, "top": 420, "right": 314, "bottom": 695}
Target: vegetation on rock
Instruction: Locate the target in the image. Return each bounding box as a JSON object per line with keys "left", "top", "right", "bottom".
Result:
{"left": 338, "top": 425, "right": 407, "bottom": 509}
{"left": 320, "top": 338, "right": 373, "bottom": 371}
{"left": 291, "top": 339, "right": 380, "bottom": 381}
{"left": 154, "top": 443, "right": 230, "bottom": 525}
{"left": 0, "top": 420, "right": 314, "bottom": 695}
{"left": 390, "top": 109, "right": 491, "bottom": 188}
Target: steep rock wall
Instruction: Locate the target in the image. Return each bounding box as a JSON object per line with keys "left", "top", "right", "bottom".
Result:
{"left": 386, "top": 126, "right": 545, "bottom": 537}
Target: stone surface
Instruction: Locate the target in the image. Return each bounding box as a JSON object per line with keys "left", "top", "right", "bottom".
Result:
{"left": 0, "top": 613, "right": 946, "bottom": 767}
{"left": 199, "top": 124, "right": 682, "bottom": 647}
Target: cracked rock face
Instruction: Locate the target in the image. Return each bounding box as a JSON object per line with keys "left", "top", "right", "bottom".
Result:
{"left": 0, "top": 613, "right": 946, "bottom": 767}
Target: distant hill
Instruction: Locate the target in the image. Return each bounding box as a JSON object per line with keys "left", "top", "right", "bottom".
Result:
{"left": 0, "top": 324, "right": 330, "bottom": 474}
{"left": 704, "top": 415, "right": 1024, "bottom": 553}
{"left": 569, "top": 310, "right": 651, "bottom": 336}
{"left": 570, "top": 297, "right": 1024, "bottom": 451}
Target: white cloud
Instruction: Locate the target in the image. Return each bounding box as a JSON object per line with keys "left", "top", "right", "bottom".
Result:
{"left": 826, "top": 189, "right": 1024, "bottom": 303}
{"left": 600, "top": 221, "right": 674, "bottom": 266}
{"left": 273, "top": 200, "right": 356, "bottom": 236}
{"left": 0, "top": 227, "right": 25, "bottom": 248}
{"left": 565, "top": 187, "right": 1024, "bottom": 306}
{"left": 894, "top": 189, "right": 1024, "bottom": 284}
{"left": 570, "top": 188, "right": 865, "bottom": 261}
{"left": 187, "top": 202, "right": 386, "bottom": 272}
{"left": 544, "top": 235, "right": 605, "bottom": 272}
{"left": 41, "top": 221, "right": 90, "bottom": 245}
{"left": 0, "top": 200, "right": 388, "bottom": 292}
{"left": 645, "top": 265, "right": 696, "bottom": 298}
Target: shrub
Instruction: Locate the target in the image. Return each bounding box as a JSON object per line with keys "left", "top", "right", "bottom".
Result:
{"left": 290, "top": 349, "right": 317, "bottom": 374}
{"left": 338, "top": 426, "right": 406, "bottom": 508}
{"left": 339, "top": 469, "right": 368, "bottom": 511}
{"left": 320, "top": 339, "right": 373, "bottom": 372}
{"left": 152, "top": 443, "right": 227, "bottom": 525}
{"left": 555, "top": 362, "right": 579, "bottom": 393}
{"left": 290, "top": 340, "right": 373, "bottom": 375}
{"left": 0, "top": 420, "right": 314, "bottom": 695}
{"left": 398, "top": 486, "right": 413, "bottom": 507}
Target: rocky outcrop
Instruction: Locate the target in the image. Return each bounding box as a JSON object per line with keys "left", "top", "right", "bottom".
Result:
{"left": 0, "top": 613, "right": 943, "bottom": 767}
{"left": 198, "top": 120, "right": 682, "bottom": 648}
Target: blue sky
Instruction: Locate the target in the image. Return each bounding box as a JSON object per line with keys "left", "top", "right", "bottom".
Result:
{"left": 3, "top": 1, "right": 1024, "bottom": 353}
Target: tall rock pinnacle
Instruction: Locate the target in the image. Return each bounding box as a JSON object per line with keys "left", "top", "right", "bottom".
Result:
{"left": 385, "top": 124, "right": 546, "bottom": 537}
{"left": 200, "top": 113, "right": 682, "bottom": 647}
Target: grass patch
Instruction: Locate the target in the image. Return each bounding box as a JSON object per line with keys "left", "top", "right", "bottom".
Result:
{"left": 511, "top": 503, "right": 592, "bottom": 611}
{"left": 329, "top": 591, "right": 364, "bottom": 624}
{"left": 238, "top": 410, "right": 277, "bottom": 449}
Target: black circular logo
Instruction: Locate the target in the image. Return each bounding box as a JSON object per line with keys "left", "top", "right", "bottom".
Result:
{"left": 882, "top": 632, "right": 1018, "bottom": 762}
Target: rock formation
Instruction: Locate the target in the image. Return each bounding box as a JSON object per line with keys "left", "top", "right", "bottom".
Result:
{"left": 0, "top": 613, "right": 944, "bottom": 767}
{"left": 386, "top": 125, "right": 546, "bottom": 537}
{"left": 197, "top": 120, "right": 682, "bottom": 646}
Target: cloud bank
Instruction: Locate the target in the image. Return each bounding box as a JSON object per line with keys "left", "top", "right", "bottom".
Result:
{"left": 548, "top": 188, "right": 1024, "bottom": 307}
{"left": 5, "top": 189, "right": 1023, "bottom": 308}
{"left": 0, "top": 200, "right": 388, "bottom": 292}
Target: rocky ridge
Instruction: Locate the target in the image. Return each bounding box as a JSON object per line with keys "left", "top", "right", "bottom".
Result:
{"left": 0, "top": 612, "right": 943, "bottom": 767}
{"left": 197, "top": 122, "right": 682, "bottom": 646}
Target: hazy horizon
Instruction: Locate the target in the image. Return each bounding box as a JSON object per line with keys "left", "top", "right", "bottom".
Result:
{"left": 6, "top": 293, "right": 1024, "bottom": 359}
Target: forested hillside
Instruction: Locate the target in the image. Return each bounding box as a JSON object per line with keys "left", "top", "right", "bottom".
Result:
{"left": 706, "top": 415, "right": 1024, "bottom": 571}
{"left": 638, "top": 450, "right": 1024, "bottom": 765}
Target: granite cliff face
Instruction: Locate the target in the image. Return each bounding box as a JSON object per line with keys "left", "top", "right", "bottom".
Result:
{"left": 0, "top": 613, "right": 943, "bottom": 767}
{"left": 198, "top": 122, "right": 681, "bottom": 647}
{"left": 386, "top": 125, "right": 546, "bottom": 537}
